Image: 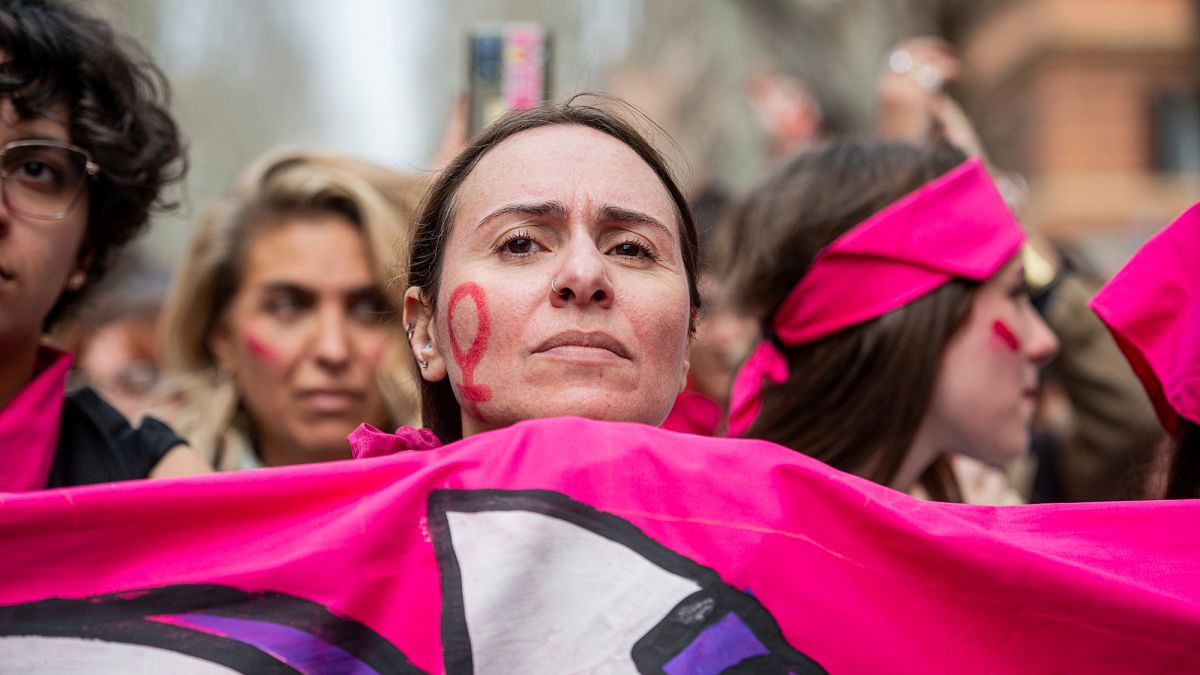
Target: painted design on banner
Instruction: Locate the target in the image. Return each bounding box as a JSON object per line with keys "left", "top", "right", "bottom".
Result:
{"left": 0, "top": 489, "right": 824, "bottom": 673}
{"left": 429, "top": 489, "right": 826, "bottom": 674}
{"left": 0, "top": 585, "right": 419, "bottom": 673}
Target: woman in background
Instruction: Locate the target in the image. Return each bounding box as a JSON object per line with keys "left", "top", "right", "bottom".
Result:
{"left": 721, "top": 140, "right": 1057, "bottom": 501}
{"left": 159, "top": 150, "right": 423, "bottom": 470}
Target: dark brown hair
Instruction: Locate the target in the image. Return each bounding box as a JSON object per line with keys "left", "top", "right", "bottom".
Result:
{"left": 0, "top": 0, "right": 185, "bottom": 328}
{"left": 408, "top": 96, "right": 702, "bottom": 442}
{"left": 1164, "top": 419, "right": 1200, "bottom": 499}
{"left": 721, "top": 139, "right": 974, "bottom": 501}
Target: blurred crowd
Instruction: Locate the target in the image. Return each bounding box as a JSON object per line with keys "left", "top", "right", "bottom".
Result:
{"left": 3, "top": 0, "right": 1196, "bottom": 507}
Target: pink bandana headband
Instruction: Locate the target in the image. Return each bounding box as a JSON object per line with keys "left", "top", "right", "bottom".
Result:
{"left": 728, "top": 158, "right": 1025, "bottom": 436}
{"left": 1090, "top": 202, "right": 1200, "bottom": 433}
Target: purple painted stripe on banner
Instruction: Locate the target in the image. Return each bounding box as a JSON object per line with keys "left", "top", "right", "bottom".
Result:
{"left": 663, "top": 612, "right": 769, "bottom": 675}
{"left": 150, "top": 613, "right": 379, "bottom": 675}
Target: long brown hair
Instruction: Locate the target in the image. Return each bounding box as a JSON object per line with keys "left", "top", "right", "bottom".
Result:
{"left": 408, "top": 95, "right": 702, "bottom": 442}
{"left": 721, "top": 140, "right": 974, "bottom": 501}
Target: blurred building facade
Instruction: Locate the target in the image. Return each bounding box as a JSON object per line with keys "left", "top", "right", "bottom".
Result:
{"left": 963, "top": 0, "right": 1200, "bottom": 269}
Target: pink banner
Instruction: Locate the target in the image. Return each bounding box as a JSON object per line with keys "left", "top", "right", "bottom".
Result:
{"left": 0, "top": 417, "right": 1197, "bottom": 672}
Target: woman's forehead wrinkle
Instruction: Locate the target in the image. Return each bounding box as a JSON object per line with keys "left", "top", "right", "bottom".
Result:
{"left": 474, "top": 200, "right": 569, "bottom": 233}
{"left": 597, "top": 204, "right": 675, "bottom": 242}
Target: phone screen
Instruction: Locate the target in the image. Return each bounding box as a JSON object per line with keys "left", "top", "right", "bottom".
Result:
{"left": 469, "top": 23, "right": 551, "bottom": 135}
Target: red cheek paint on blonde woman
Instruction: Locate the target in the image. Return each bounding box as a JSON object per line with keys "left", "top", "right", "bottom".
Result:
{"left": 992, "top": 320, "right": 1020, "bottom": 353}
{"left": 245, "top": 333, "right": 280, "bottom": 364}
{"left": 448, "top": 282, "right": 493, "bottom": 421}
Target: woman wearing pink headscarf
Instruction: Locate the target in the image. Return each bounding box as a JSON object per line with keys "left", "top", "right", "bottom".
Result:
{"left": 1091, "top": 203, "right": 1200, "bottom": 499}
{"left": 722, "top": 140, "right": 1058, "bottom": 501}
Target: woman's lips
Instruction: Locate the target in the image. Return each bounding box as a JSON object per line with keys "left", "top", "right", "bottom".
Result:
{"left": 533, "top": 330, "right": 631, "bottom": 361}
{"left": 296, "top": 389, "right": 363, "bottom": 413}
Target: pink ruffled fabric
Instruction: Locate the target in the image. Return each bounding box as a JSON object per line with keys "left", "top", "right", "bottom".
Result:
{"left": 348, "top": 424, "right": 442, "bottom": 459}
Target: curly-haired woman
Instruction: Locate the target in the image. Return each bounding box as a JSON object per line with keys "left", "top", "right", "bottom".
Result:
{"left": 0, "top": 0, "right": 209, "bottom": 490}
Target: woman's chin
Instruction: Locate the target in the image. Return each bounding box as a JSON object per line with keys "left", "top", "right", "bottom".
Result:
{"left": 477, "top": 391, "right": 675, "bottom": 430}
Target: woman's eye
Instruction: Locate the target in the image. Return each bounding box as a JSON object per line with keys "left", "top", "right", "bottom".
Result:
{"left": 609, "top": 239, "right": 657, "bottom": 260}
{"left": 15, "top": 161, "right": 62, "bottom": 188}
{"left": 505, "top": 237, "right": 534, "bottom": 254}
{"left": 497, "top": 231, "right": 542, "bottom": 256}
{"left": 350, "top": 295, "right": 392, "bottom": 323}
{"left": 264, "top": 295, "right": 304, "bottom": 319}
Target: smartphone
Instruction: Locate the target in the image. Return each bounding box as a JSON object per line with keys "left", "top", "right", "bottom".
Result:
{"left": 468, "top": 23, "right": 552, "bottom": 135}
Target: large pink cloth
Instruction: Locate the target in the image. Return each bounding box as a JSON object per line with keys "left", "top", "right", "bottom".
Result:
{"left": 1091, "top": 202, "right": 1200, "bottom": 432}
{"left": 0, "top": 347, "right": 72, "bottom": 491}
{"left": 1, "top": 417, "right": 1198, "bottom": 673}
{"left": 728, "top": 158, "right": 1024, "bottom": 436}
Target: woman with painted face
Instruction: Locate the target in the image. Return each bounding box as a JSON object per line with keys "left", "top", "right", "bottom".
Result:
{"left": 721, "top": 141, "right": 1058, "bottom": 502}
{"left": 0, "top": 0, "right": 209, "bottom": 490}
{"left": 351, "top": 98, "right": 700, "bottom": 454}
{"left": 1091, "top": 202, "right": 1200, "bottom": 499}
{"left": 159, "top": 150, "right": 424, "bottom": 470}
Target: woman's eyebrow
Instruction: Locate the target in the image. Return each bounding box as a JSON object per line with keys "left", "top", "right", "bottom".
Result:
{"left": 260, "top": 281, "right": 317, "bottom": 298}
{"left": 475, "top": 200, "right": 567, "bottom": 231}
{"left": 10, "top": 114, "right": 71, "bottom": 142}
{"left": 598, "top": 205, "right": 674, "bottom": 241}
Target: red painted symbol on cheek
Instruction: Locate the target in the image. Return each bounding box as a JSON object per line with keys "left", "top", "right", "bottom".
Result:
{"left": 447, "top": 282, "right": 493, "bottom": 420}
{"left": 245, "top": 332, "right": 279, "bottom": 364}
{"left": 992, "top": 320, "right": 1020, "bottom": 353}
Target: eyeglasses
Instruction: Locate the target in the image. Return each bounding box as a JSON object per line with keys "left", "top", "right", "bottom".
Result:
{"left": 0, "top": 140, "right": 100, "bottom": 220}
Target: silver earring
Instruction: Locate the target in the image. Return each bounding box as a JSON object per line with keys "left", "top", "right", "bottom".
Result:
{"left": 66, "top": 271, "right": 86, "bottom": 291}
{"left": 420, "top": 360, "right": 429, "bottom": 369}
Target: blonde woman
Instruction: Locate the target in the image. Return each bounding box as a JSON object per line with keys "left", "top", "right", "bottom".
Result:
{"left": 159, "top": 150, "right": 423, "bottom": 470}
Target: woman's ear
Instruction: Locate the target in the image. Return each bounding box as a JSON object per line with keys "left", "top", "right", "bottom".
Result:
{"left": 404, "top": 286, "right": 448, "bottom": 382}
{"left": 63, "top": 250, "right": 96, "bottom": 293}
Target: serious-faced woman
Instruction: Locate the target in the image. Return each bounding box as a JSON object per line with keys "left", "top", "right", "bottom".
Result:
{"left": 397, "top": 100, "right": 701, "bottom": 444}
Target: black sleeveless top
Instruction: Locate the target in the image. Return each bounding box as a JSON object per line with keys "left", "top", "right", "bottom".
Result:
{"left": 45, "top": 388, "right": 184, "bottom": 489}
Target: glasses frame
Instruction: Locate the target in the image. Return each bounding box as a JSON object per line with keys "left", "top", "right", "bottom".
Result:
{"left": 0, "top": 139, "right": 101, "bottom": 221}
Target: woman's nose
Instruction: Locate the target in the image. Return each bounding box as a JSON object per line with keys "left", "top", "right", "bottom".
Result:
{"left": 549, "top": 238, "right": 614, "bottom": 309}
{"left": 1025, "top": 311, "right": 1059, "bottom": 366}
{"left": 312, "top": 308, "right": 352, "bottom": 369}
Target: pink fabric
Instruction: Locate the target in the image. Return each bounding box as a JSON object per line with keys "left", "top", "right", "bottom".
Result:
{"left": 726, "top": 340, "right": 789, "bottom": 437}
{"left": 0, "top": 416, "right": 1198, "bottom": 672}
{"left": 0, "top": 347, "right": 72, "bottom": 492}
{"left": 660, "top": 384, "right": 723, "bottom": 436}
{"left": 1091, "top": 202, "right": 1200, "bottom": 432}
{"left": 728, "top": 158, "right": 1024, "bottom": 436}
{"left": 348, "top": 423, "right": 442, "bottom": 459}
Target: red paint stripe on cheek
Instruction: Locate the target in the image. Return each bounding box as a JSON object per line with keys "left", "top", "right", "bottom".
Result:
{"left": 245, "top": 333, "right": 279, "bottom": 364}
{"left": 992, "top": 320, "right": 1020, "bottom": 353}
{"left": 447, "top": 283, "right": 493, "bottom": 418}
